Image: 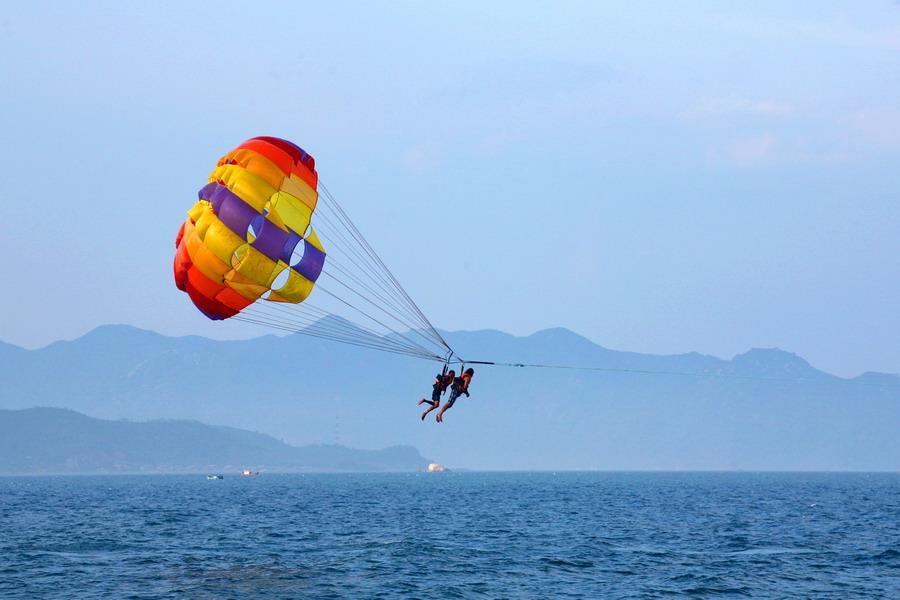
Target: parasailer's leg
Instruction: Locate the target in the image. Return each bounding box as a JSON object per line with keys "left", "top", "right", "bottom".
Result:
{"left": 421, "top": 401, "right": 439, "bottom": 421}
{"left": 436, "top": 393, "right": 458, "bottom": 422}
{"left": 420, "top": 387, "right": 441, "bottom": 420}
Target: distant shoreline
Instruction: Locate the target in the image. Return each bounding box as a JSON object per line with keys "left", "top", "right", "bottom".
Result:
{"left": 2, "top": 470, "right": 898, "bottom": 477}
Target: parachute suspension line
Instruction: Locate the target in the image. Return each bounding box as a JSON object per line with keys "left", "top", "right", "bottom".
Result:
{"left": 319, "top": 182, "right": 454, "bottom": 354}
{"left": 440, "top": 349, "right": 455, "bottom": 377}
{"left": 242, "top": 303, "right": 434, "bottom": 358}
{"left": 312, "top": 212, "right": 427, "bottom": 328}
{"left": 317, "top": 186, "right": 416, "bottom": 310}
{"left": 239, "top": 316, "right": 430, "bottom": 359}
{"left": 260, "top": 299, "right": 437, "bottom": 357}
{"left": 241, "top": 299, "right": 441, "bottom": 358}
{"left": 241, "top": 314, "right": 438, "bottom": 360}
{"left": 312, "top": 208, "right": 419, "bottom": 314}
{"left": 314, "top": 245, "right": 442, "bottom": 349}
{"left": 264, "top": 308, "right": 435, "bottom": 358}
{"left": 313, "top": 285, "right": 444, "bottom": 360}
{"left": 312, "top": 198, "right": 441, "bottom": 343}
{"left": 251, "top": 300, "right": 417, "bottom": 351}
{"left": 321, "top": 261, "right": 416, "bottom": 326}
{"left": 232, "top": 315, "right": 443, "bottom": 361}
{"left": 316, "top": 268, "right": 445, "bottom": 353}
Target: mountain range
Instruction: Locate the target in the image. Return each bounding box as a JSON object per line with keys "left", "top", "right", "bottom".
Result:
{"left": 1, "top": 323, "right": 898, "bottom": 470}
{"left": 0, "top": 407, "right": 430, "bottom": 474}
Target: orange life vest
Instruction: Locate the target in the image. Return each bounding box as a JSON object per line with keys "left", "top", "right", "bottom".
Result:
{"left": 436, "top": 374, "right": 453, "bottom": 390}
{"left": 459, "top": 373, "right": 472, "bottom": 390}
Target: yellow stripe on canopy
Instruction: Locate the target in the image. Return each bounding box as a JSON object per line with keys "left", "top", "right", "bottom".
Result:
{"left": 219, "top": 148, "right": 284, "bottom": 190}
{"left": 283, "top": 174, "right": 318, "bottom": 211}
{"left": 192, "top": 204, "right": 245, "bottom": 265}
{"left": 267, "top": 191, "right": 313, "bottom": 235}
{"left": 230, "top": 244, "right": 280, "bottom": 286}
{"left": 223, "top": 270, "right": 268, "bottom": 300}
{"left": 305, "top": 228, "right": 325, "bottom": 252}
{"left": 187, "top": 200, "right": 207, "bottom": 223}
{"left": 191, "top": 202, "right": 215, "bottom": 239}
{"left": 209, "top": 163, "right": 275, "bottom": 212}
{"left": 190, "top": 239, "right": 231, "bottom": 282}
{"left": 267, "top": 269, "right": 315, "bottom": 303}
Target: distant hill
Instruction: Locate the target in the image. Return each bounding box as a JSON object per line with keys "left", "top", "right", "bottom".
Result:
{"left": 0, "top": 407, "right": 430, "bottom": 474}
{"left": 1, "top": 324, "right": 898, "bottom": 471}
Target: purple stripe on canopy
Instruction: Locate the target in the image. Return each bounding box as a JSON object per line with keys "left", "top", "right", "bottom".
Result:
{"left": 293, "top": 242, "right": 325, "bottom": 282}
{"left": 200, "top": 183, "right": 259, "bottom": 240}
{"left": 198, "top": 182, "right": 218, "bottom": 200}
{"left": 280, "top": 231, "right": 303, "bottom": 264}
{"left": 251, "top": 219, "right": 291, "bottom": 261}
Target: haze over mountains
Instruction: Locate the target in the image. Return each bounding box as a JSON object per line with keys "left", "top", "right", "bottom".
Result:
{"left": 1, "top": 323, "right": 898, "bottom": 471}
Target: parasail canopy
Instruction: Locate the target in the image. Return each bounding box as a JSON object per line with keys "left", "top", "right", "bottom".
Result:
{"left": 174, "top": 136, "right": 455, "bottom": 363}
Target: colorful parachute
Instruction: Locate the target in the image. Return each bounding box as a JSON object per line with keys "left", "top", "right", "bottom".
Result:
{"left": 174, "top": 137, "right": 326, "bottom": 320}
{"left": 173, "top": 136, "right": 454, "bottom": 363}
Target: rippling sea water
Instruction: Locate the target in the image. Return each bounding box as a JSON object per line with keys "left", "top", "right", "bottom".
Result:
{"left": 1, "top": 472, "right": 898, "bottom": 598}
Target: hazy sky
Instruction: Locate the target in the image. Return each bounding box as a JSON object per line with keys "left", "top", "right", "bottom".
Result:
{"left": 1, "top": 1, "right": 898, "bottom": 376}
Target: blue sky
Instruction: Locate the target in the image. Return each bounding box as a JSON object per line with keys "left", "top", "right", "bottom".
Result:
{"left": 1, "top": 1, "right": 898, "bottom": 376}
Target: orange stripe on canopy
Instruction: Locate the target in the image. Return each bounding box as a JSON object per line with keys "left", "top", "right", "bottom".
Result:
{"left": 236, "top": 139, "right": 293, "bottom": 175}
{"left": 291, "top": 162, "right": 317, "bottom": 190}
{"left": 187, "top": 264, "right": 227, "bottom": 300}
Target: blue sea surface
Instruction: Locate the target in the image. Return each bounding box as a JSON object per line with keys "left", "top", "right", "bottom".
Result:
{"left": 1, "top": 472, "right": 898, "bottom": 598}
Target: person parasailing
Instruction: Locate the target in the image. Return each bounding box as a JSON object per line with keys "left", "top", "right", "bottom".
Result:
{"left": 436, "top": 367, "right": 474, "bottom": 422}
{"left": 418, "top": 369, "right": 455, "bottom": 421}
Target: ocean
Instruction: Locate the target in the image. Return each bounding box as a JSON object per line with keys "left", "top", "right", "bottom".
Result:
{"left": 1, "top": 472, "right": 898, "bottom": 598}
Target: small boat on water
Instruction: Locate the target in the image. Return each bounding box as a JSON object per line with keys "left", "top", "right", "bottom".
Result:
{"left": 241, "top": 469, "right": 259, "bottom": 477}
{"left": 206, "top": 474, "right": 224, "bottom": 480}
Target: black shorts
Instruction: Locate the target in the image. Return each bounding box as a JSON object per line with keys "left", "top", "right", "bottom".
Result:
{"left": 431, "top": 388, "right": 442, "bottom": 403}
{"left": 446, "top": 389, "right": 462, "bottom": 407}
